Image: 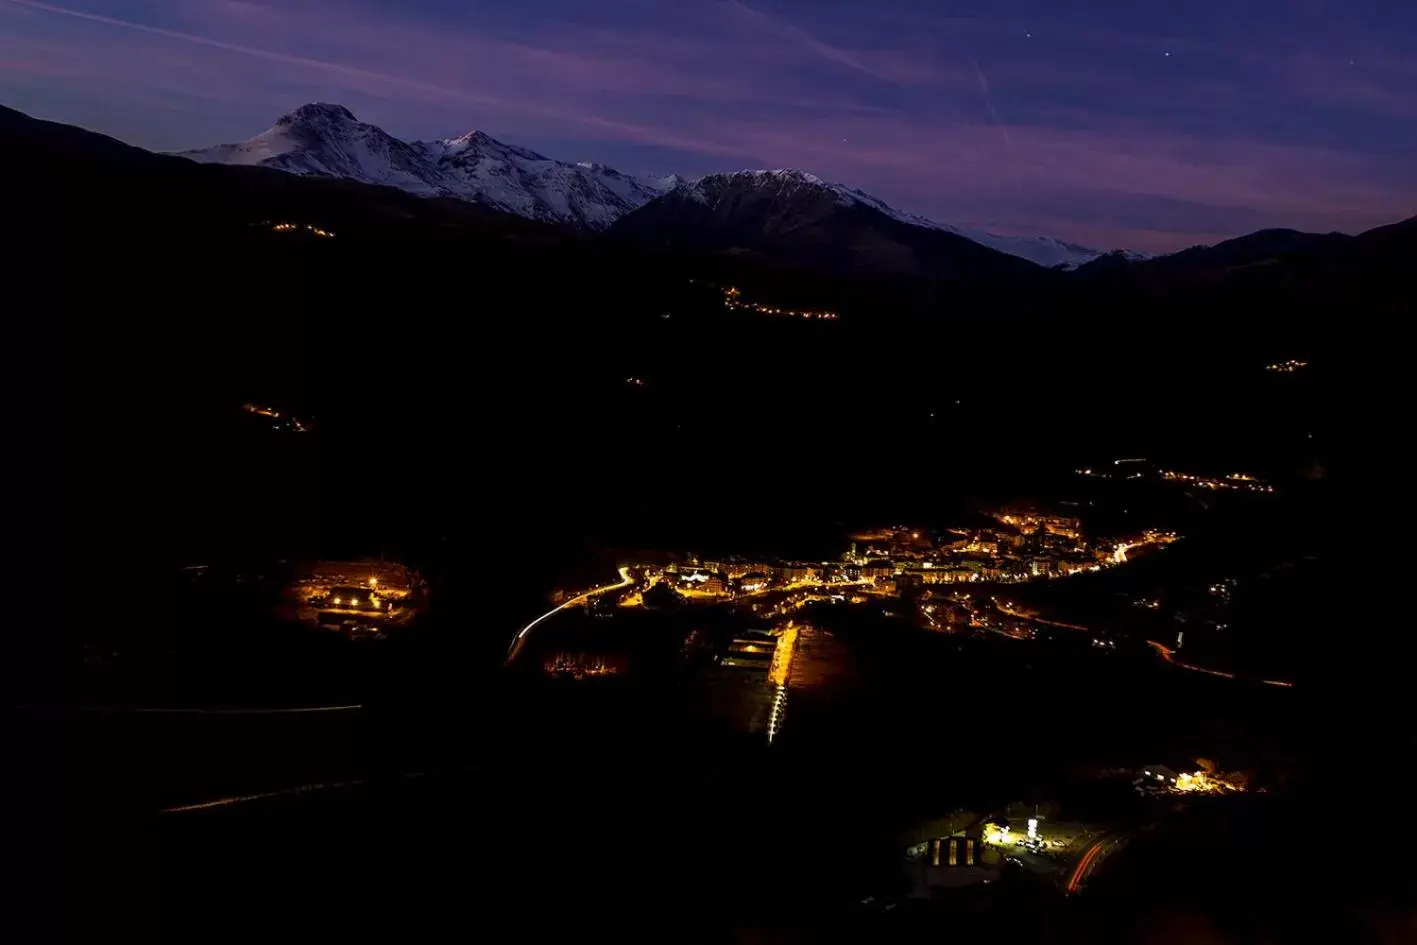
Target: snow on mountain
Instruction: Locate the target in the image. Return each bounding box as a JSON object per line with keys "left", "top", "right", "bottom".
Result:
{"left": 417, "top": 130, "right": 675, "bottom": 230}
{"left": 674, "top": 169, "right": 1116, "bottom": 268}
{"left": 177, "top": 103, "right": 674, "bottom": 230}
{"left": 178, "top": 103, "right": 445, "bottom": 197}
{"left": 179, "top": 106, "right": 1128, "bottom": 266}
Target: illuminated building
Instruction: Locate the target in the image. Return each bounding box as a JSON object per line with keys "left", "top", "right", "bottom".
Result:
{"left": 722, "top": 633, "right": 777, "bottom": 669}
{"left": 909, "top": 835, "right": 1000, "bottom": 891}
{"left": 779, "top": 563, "right": 822, "bottom": 584}
{"left": 678, "top": 571, "right": 725, "bottom": 594}
{"left": 737, "top": 571, "right": 769, "bottom": 593}
{"left": 292, "top": 560, "right": 421, "bottom": 631}
{"left": 779, "top": 564, "right": 809, "bottom": 583}
{"left": 862, "top": 562, "right": 894, "bottom": 582}
{"left": 1138, "top": 764, "right": 1179, "bottom": 789}
{"left": 927, "top": 836, "right": 983, "bottom": 868}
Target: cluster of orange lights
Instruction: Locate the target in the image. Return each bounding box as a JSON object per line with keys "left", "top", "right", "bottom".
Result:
{"left": 330, "top": 595, "right": 380, "bottom": 609}
{"left": 242, "top": 402, "right": 311, "bottom": 433}
{"left": 723, "top": 286, "right": 838, "bottom": 320}
{"left": 1265, "top": 359, "right": 1307, "bottom": 373}
{"left": 544, "top": 653, "right": 620, "bottom": 679}
{"left": 1161, "top": 470, "right": 1273, "bottom": 493}
{"left": 270, "top": 222, "right": 335, "bottom": 238}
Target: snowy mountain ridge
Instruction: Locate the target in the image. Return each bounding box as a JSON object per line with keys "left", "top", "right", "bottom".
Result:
{"left": 178, "top": 103, "right": 675, "bottom": 230}
{"left": 178, "top": 104, "right": 1131, "bottom": 266}
{"left": 679, "top": 169, "right": 1128, "bottom": 269}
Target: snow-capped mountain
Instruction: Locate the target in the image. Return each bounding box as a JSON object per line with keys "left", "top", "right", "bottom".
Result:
{"left": 611, "top": 168, "right": 1048, "bottom": 281}
{"left": 177, "top": 103, "right": 676, "bottom": 230}
{"left": 670, "top": 170, "right": 1114, "bottom": 269}
{"left": 179, "top": 104, "right": 1118, "bottom": 266}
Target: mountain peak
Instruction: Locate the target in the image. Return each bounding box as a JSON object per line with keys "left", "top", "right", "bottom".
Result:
{"left": 439, "top": 129, "right": 487, "bottom": 155}
{"left": 176, "top": 105, "right": 1116, "bottom": 263}
{"left": 277, "top": 103, "right": 358, "bottom": 125}
{"left": 436, "top": 129, "right": 550, "bottom": 163}
{"left": 445, "top": 129, "right": 487, "bottom": 145}
{"left": 179, "top": 107, "right": 671, "bottom": 229}
{"left": 697, "top": 169, "right": 827, "bottom": 187}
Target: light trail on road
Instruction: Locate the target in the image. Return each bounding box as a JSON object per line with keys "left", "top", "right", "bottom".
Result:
{"left": 505, "top": 566, "right": 633, "bottom": 666}
{"left": 161, "top": 770, "right": 431, "bottom": 814}
{"left": 1066, "top": 840, "right": 1103, "bottom": 892}
{"left": 1146, "top": 640, "right": 1235, "bottom": 679}
{"left": 993, "top": 601, "right": 1089, "bottom": 632}
{"left": 1067, "top": 836, "right": 1123, "bottom": 893}
{"left": 130, "top": 704, "right": 363, "bottom": 715}
{"left": 162, "top": 779, "right": 366, "bottom": 813}
{"left": 48, "top": 704, "right": 364, "bottom": 715}
{"left": 1147, "top": 640, "right": 1295, "bottom": 687}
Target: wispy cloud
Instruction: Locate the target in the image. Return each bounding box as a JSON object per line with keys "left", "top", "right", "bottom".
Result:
{"left": 2, "top": 0, "right": 1414, "bottom": 251}
{"left": 719, "top": 0, "right": 892, "bottom": 82}
{"left": 4, "top": 1, "right": 438, "bottom": 89}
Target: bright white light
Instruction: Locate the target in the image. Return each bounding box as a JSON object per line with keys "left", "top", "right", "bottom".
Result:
{"left": 1027, "top": 818, "right": 1038, "bottom": 839}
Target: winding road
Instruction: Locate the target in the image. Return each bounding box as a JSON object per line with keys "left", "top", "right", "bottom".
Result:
{"left": 504, "top": 566, "right": 634, "bottom": 666}
{"left": 1146, "top": 639, "right": 1295, "bottom": 687}
{"left": 1066, "top": 834, "right": 1127, "bottom": 894}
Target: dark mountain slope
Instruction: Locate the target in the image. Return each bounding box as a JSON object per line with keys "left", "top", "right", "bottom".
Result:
{"left": 610, "top": 170, "right": 1051, "bottom": 286}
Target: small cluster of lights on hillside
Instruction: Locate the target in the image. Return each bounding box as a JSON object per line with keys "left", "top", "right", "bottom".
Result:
{"left": 723, "top": 286, "right": 838, "bottom": 320}
{"left": 1076, "top": 458, "right": 1148, "bottom": 481}
{"left": 270, "top": 222, "right": 335, "bottom": 238}
{"left": 1141, "top": 767, "right": 1243, "bottom": 794}
{"left": 544, "top": 653, "right": 620, "bottom": 679}
{"left": 241, "top": 402, "right": 310, "bottom": 433}
{"left": 1161, "top": 470, "right": 1273, "bottom": 493}
{"left": 1265, "top": 359, "right": 1307, "bottom": 373}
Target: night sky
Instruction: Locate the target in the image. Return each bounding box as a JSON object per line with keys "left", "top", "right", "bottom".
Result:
{"left": 3, "top": 0, "right": 1414, "bottom": 251}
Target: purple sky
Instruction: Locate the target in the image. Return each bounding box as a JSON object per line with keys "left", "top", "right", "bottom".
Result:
{"left": 3, "top": 0, "right": 1414, "bottom": 251}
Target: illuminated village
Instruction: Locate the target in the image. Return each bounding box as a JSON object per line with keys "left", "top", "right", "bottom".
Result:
{"left": 515, "top": 513, "right": 1183, "bottom": 723}
{"left": 267, "top": 221, "right": 336, "bottom": 238}
{"left": 1076, "top": 457, "right": 1274, "bottom": 493}
{"left": 722, "top": 285, "right": 839, "bottom": 320}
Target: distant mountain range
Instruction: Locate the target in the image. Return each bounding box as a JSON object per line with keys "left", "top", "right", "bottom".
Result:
{"left": 177, "top": 104, "right": 1124, "bottom": 270}
{"left": 610, "top": 168, "right": 1051, "bottom": 281}
{"left": 4, "top": 100, "right": 1411, "bottom": 309}
{"left": 178, "top": 103, "right": 680, "bottom": 231}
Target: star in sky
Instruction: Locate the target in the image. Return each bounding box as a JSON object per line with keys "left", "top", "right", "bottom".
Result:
{"left": 1, "top": 0, "right": 1413, "bottom": 252}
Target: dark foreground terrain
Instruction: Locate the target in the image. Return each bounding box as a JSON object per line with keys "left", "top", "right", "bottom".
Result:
{"left": 18, "top": 102, "right": 1415, "bottom": 943}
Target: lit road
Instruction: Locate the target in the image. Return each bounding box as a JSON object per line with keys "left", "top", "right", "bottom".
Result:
{"left": 51, "top": 704, "right": 364, "bottom": 715}
{"left": 162, "top": 770, "right": 432, "bottom": 814}
{"left": 1146, "top": 640, "right": 1296, "bottom": 687}
{"left": 1066, "top": 834, "right": 1126, "bottom": 894}
{"left": 992, "top": 599, "right": 1089, "bottom": 632}
{"left": 505, "top": 566, "right": 633, "bottom": 666}
{"left": 1146, "top": 640, "right": 1235, "bottom": 679}
{"left": 163, "top": 778, "right": 368, "bottom": 813}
